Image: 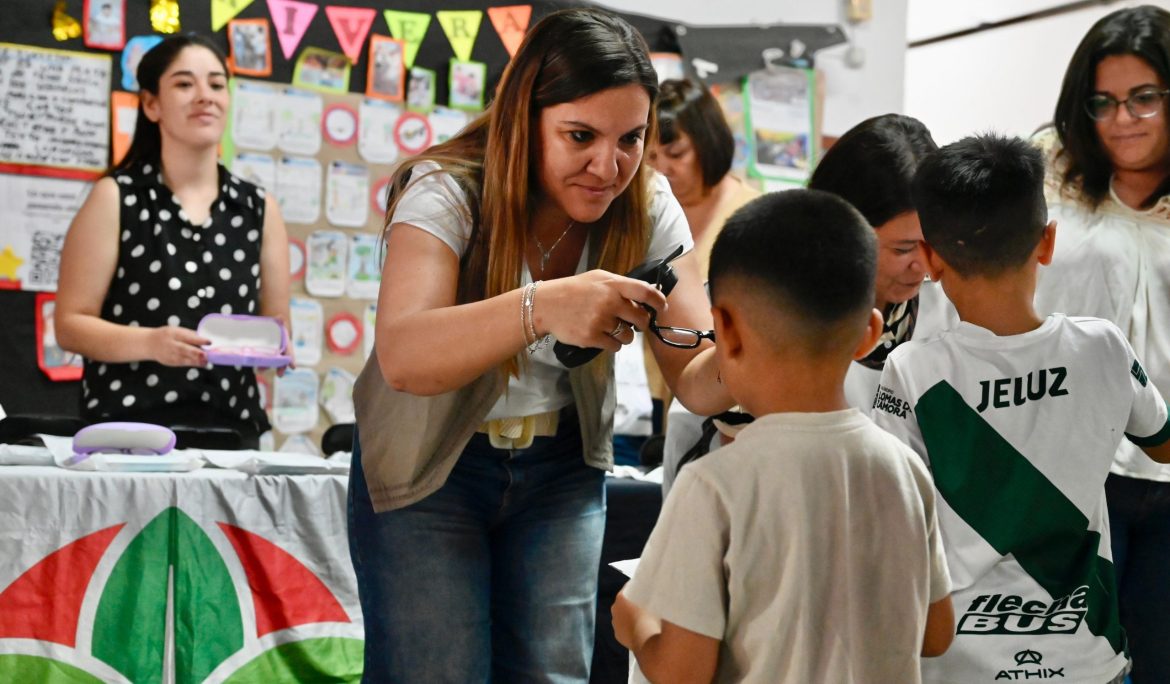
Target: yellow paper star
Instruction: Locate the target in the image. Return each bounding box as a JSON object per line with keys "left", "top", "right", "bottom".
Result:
{"left": 0, "top": 246, "right": 24, "bottom": 283}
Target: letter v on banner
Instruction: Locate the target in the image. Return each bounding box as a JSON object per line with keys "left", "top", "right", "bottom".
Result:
{"left": 211, "top": 0, "right": 256, "bottom": 33}
{"left": 487, "top": 5, "right": 532, "bottom": 58}
{"left": 325, "top": 6, "right": 376, "bottom": 62}
{"left": 383, "top": 10, "right": 431, "bottom": 69}
{"left": 437, "top": 10, "right": 483, "bottom": 62}
{"left": 266, "top": 0, "right": 318, "bottom": 60}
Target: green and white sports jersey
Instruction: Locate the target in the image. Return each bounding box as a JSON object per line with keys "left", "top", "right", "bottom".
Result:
{"left": 872, "top": 314, "right": 1170, "bottom": 684}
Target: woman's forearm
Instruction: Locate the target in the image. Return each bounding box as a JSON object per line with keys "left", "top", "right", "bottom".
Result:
{"left": 56, "top": 312, "right": 158, "bottom": 364}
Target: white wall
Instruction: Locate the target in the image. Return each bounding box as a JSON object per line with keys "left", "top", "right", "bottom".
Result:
{"left": 905, "top": 0, "right": 1152, "bottom": 144}
{"left": 597, "top": 0, "right": 911, "bottom": 136}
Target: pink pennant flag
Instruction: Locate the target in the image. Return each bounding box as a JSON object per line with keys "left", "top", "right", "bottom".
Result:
{"left": 267, "top": 0, "right": 318, "bottom": 60}
{"left": 325, "top": 6, "right": 376, "bottom": 62}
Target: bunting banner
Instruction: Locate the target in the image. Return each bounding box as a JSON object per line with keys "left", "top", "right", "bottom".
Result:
{"left": 382, "top": 10, "right": 430, "bottom": 69}
{"left": 436, "top": 10, "right": 483, "bottom": 63}
{"left": 487, "top": 5, "right": 531, "bottom": 58}
{"left": 267, "top": 0, "right": 318, "bottom": 60}
{"left": 211, "top": 0, "right": 256, "bottom": 33}
{"left": 324, "top": 6, "right": 376, "bottom": 63}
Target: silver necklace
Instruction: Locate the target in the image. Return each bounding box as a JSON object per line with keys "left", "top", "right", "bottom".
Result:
{"left": 534, "top": 220, "right": 575, "bottom": 275}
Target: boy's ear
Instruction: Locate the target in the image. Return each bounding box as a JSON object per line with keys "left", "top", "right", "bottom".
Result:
{"left": 711, "top": 304, "right": 741, "bottom": 357}
{"left": 921, "top": 241, "right": 946, "bottom": 283}
{"left": 1036, "top": 220, "right": 1057, "bottom": 265}
{"left": 852, "top": 308, "right": 885, "bottom": 361}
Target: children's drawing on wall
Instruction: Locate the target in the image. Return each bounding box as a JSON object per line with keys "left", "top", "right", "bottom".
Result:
{"left": 367, "top": 35, "right": 405, "bottom": 101}
{"left": 229, "top": 18, "right": 272, "bottom": 77}
{"left": 448, "top": 59, "right": 486, "bottom": 112}
{"left": 84, "top": 0, "right": 125, "bottom": 50}
{"left": 406, "top": 66, "right": 436, "bottom": 112}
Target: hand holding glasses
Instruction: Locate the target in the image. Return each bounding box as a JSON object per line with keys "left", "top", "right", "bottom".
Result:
{"left": 553, "top": 245, "right": 714, "bottom": 367}
{"left": 1085, "top": 86, "right": 1170, "bottom": 121}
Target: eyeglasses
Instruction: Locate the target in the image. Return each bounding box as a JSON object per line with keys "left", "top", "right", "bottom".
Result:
{"left": 1084, "top": 87, "right": 1170, "bottom": 121}
{"left": 647, "top": 310, "right": 715, "bottom": 349}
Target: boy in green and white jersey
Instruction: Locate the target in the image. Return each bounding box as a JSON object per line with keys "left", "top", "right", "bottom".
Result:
{"left": 872, "top": 134, "right": 1170, "bottom": 684}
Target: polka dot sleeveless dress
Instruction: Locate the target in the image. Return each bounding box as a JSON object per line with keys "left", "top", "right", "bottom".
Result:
{"left": 81, "top": 163, "right": 271, "bottom": 439}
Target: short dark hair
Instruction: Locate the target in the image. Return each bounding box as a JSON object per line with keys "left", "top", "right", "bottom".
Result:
{"left": 657, "top": 79, "right": 735, "bottom": 188}
{"left": 1054, "top": 5, "right": 1170, "bottom": 209}
{"left": 808, "top": 114, "right": 937, "bottom": 228}
{"left": 708, "top": 189, "right": 877, "bottom": 350}
{"left": 911, "top": 134, "right": 1047, "bottom": 278}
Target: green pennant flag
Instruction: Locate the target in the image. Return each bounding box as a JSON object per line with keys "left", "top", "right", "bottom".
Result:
{"left": 382, "top": 10, "right": 431, "bottom": 69}
{"left": 436, "top": 10, "right": 483, "bottom": 62}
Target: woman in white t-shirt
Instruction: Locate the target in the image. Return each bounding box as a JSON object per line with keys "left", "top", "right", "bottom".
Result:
{"left": 347, "top": 9, "right": 722, "bottom": 682}
{"left": 1034, "top": 7, "right": 1170, "bottom": 682}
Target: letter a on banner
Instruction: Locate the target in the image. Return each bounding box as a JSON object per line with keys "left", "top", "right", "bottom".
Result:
{"left": 325, "top": 6, "right": 376, "bottom": 62}
{"left": 487, "top": 5, "right": 531, "bottom": 58}
{"left": 383, "top": 10, "right": 431, "bottom": 69}
{"left": 212, "top": 0, "right": 256, "bottom": 32}
{"left": 437, "top": 11, "right": 483, "bottom": 63}
{"left": 267, "top": 0, "right": 318, "bottom": 60}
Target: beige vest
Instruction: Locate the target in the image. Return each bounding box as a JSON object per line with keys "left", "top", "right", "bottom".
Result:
{"left": 353, "top": 352, "right": 616, "bottom": 513}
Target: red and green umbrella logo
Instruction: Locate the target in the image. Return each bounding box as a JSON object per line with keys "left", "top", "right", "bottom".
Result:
{"left": 0, "top": 507, "right": 363, "bottom": 683}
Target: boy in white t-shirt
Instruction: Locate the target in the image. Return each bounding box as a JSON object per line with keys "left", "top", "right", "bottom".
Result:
{"left": 874, "top": 134, "right": 1170, "bottom": 684}
{"left": 612, "top": 189, "right": 955, "bottom": 683}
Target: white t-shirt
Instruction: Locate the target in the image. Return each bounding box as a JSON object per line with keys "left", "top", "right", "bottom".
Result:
{"left": 1035, "top": 179, "right": 1170, "bottom": 481}
{"left": 625, "top": 410, "right": 952, "bottom": 684}
{"left": 872, "top": 315, "right": 1170, "bottom": 684}
{"left": 389, "top": 162, "right": 692, "bottom": 420}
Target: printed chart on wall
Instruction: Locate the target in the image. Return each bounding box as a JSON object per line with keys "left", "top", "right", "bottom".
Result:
{"left": 742, "top": 67, "right": 818, "bottom": 186}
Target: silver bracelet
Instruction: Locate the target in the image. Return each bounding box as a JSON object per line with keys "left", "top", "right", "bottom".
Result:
{"left": 520, "top": 282, "right": 536, "bottom": 347}
{"left": 526, "top": 280, "right": 550, "bottom": 354}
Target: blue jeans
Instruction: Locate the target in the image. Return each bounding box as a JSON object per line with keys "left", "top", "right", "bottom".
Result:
{"left": 1106, "top": 473, "right": 1170, "bottom": 684}
{"left": 348, "top": 415, "right": 606, "bottom": 683}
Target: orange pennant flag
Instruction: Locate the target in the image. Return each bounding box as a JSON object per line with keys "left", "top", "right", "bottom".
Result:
{"left": 487, "top": 5, "right": 531, "bottom": 58}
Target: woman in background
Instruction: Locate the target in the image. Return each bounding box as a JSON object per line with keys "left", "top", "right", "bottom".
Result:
{"left": 56, "top": 34, "right": 289, "bottom": 448}
{"left": 648, "top": 79, "right": 758, "bottom": 467}
{"left": 1034, "top": 7, "right": 1170, "bottom": 681}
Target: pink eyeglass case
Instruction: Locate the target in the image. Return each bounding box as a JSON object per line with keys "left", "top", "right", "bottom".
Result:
{"left": 198, "top": 314, "right": 292, "bottom": 368}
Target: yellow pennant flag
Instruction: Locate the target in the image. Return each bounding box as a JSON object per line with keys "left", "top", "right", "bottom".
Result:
{"left": 437, "top": 10, "right": 483, "bottom": 62}
{"left": 212, "top": 0, "right": 256, "bottom": 33}
{"left": 382, "top": 10, "right": 431, "bottom": 69}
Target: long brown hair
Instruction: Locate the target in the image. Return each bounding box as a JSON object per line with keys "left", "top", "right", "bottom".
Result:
{"left": 383, "top": 8, "right": 659, "bottom": 375}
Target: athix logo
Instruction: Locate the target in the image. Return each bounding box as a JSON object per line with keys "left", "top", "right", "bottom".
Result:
{"left": 0, "top": 507, "right": 363, "bottom": 683}
{"left": 958, "top": 586, "right": 1088, "bottom": 635}
{"left": 995, "top": 650, "right": 1066, "bottom": 680}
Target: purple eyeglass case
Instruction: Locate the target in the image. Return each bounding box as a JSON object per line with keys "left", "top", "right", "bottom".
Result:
{"left": 198, "top": 314, "right": 292, "bottom": 368}
{"left": 73, "top": 422, "right": 177, "bottom": 455}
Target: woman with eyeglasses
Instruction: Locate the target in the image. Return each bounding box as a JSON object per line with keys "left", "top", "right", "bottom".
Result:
{"left": 1033, "top": 6, "right": 1170, "bottom": 682}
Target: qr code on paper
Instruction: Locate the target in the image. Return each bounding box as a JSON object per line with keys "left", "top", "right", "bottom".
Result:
{"left": 27, "top": 230, "right": 64, "bottom": 288}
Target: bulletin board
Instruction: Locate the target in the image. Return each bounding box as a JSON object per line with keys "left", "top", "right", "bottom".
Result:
{"left": 0, "top": 0, "right": 827, "bottom": 450}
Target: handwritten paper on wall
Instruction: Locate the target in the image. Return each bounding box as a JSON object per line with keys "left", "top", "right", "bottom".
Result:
{"left": 0, "top": 43, "right": 111, "bottom": 179}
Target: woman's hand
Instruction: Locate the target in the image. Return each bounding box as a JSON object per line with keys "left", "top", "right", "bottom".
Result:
{"left": 149, "top": 326, "right": 210, "bottom": 367}
{"left": 534, "top": 269, "right": 668, "bottom": 352}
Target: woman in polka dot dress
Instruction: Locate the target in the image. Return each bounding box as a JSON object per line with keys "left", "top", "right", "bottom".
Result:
{"left": 55, "top": 34, "right": 290, "bottom": 447}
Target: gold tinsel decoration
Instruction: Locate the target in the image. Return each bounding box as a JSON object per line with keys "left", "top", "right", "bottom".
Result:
{"left": 150, "top": 0, "right": 182, "bottom": 34}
